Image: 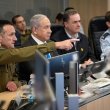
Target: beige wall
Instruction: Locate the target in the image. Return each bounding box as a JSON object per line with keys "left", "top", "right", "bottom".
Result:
{"left": 0, "top": 0, "right": 108, "bottom": 34}
{"left": 69, "top": 0, "right": 107, "bottom": 35}
{"left": 107, "top": 0, "right": 110, "bottom": 10}
{"left": 0, "top": 0, "right": 64, "bottom": 25}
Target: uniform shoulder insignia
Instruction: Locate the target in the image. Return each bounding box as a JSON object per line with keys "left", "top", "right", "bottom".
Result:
{"left": 102, "top": 33, "right": 110, "bottom": 39}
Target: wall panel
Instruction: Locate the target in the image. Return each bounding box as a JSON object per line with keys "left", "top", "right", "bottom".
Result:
{"left": 69, "top": 0, "right": 107, "bottom": 35}
{"left": 0, "top": 0, "right": 67, "bottom": 25}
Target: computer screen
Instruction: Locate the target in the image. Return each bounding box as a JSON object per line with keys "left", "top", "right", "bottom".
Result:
{"left": 34, "top": 50, "right": 56, "bottom": 110}
{"left": 49, "top": 51, "right": 79, "bottom": 77}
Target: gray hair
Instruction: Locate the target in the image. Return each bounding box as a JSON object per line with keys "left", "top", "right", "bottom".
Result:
{"left": 30, "top": 14, "right": 48, "bottom": 28}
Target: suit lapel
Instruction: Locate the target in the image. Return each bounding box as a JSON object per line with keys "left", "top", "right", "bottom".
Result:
{"left": 29, "top": 36, "right": 38, "bottom": 45}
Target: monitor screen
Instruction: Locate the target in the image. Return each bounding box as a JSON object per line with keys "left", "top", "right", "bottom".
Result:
{"left": 49, "top": 51, "right": 79, "bottom": 77}
{"left": 35, "top": 50, "right": 50, "bottom": 78}
{"left": 34, "top": 50, "right": 56, "bottom": 110}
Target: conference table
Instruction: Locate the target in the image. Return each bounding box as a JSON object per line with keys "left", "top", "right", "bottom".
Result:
{"left": 1, "top": 85, "right": 110, "bottom": 110}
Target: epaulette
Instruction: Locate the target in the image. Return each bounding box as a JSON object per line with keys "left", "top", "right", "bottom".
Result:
{"left": 102, "top": 33, "right": 110, "bottom": 39}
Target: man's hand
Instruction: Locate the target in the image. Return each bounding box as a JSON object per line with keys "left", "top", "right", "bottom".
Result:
{"left": 81, "top": 59, "right": 93, "bottom": 68}
{"left": 6, "top": 81, "right": 17, "bottom": 92}
{"left": 55, "top": 38, "right": 79, "bottom": 50}
{"left": 84, "top": 59, "right": 93, "bottom": 65}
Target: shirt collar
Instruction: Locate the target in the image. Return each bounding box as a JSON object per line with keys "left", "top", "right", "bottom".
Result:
{"left": 65, "top": 29, "right": 78, "bottom": 39}
{"left": 31, "top": 34, "right": 46, "bottom": 44}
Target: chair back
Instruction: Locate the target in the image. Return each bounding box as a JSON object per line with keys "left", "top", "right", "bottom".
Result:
{"left": 88, "top": 16, "right": 108, "bottom": 60}
{"left": 50, "top": 24, "right": 64, "bottom": 37}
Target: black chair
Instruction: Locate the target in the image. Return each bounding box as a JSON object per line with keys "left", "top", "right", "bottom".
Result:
{"left": 50, "top": 24, "right": 64, "bottom": 38}
{"left": 88, "top": 16, "right": 108, "bottom": 60}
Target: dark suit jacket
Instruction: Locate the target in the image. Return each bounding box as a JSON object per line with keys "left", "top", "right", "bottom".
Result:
{"left": 50, "top": 28, "right": 96, "bottom": 64}
{"left": 18, "top": 36, "right": 58, "bottom": 82}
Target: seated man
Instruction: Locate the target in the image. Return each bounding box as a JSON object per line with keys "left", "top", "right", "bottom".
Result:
{"left": 100, "top": 11, "right": 110, "bottom": 59}
{"left": 64, "top": 7, "right": 84, "bottom": 34}
{"left": 12, "top": 15, "right": 31, "bottom": 47}
{"left": 18, "top": 14, "right": 78, "bottom": 82}
{"left": 51, "top": 9, "right": 96, "bottom": 68}
{"left": 0, "top": 20, "right": 75, "bottom": 92}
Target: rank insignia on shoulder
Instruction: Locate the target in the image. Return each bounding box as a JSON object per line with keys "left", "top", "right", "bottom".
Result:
{"left": 102, "top": 33, "right": 110, "bottom": 39}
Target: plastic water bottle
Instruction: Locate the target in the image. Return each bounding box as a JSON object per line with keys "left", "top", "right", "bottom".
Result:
{"left": 28, "top": 74, "right": 35, "bottom": 102}
{"left": 45, "top": 53, "right": 51, "bottom": 59}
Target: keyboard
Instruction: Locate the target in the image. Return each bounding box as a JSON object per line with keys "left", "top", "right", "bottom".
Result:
{"left": 92, "top": 78, "right": 110, "bottom": 88}
{"left": 81, "top": 78, "right": 110, "bottom": 93}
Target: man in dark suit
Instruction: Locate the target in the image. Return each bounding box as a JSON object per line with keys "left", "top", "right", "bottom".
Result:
{"left": 51, "top": 9, "right": 96, "bottom": 67}
{"left": 18, "top": 14, "right": 76, "bottom": 82}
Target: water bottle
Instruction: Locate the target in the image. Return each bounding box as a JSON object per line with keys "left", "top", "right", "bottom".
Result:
{"left": 45, "top": 53, "right": 51, "bottom": 59}
{"left": 28, "top": 74, "right": 35, "bottom": 102}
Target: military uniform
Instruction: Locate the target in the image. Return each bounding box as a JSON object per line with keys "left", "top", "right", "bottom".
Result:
{"left": 21, "top": 29, "right": 31, "bottom": 45}
{"left": 0, "top": 42, "right": 55, "bottom": 92}
{"left": 100, "top": 29, "right": 110, "bottom": 59}
{"left": 15, "top": 29, "right": 31, "bottom": 47}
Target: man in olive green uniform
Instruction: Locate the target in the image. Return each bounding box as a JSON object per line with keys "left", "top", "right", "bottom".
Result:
{"left": 0, "top": 37, "right": 55, "bottom": 92}
{"left": 12, "top": 15, "right": 31, "bottom": 47}
{"left": 0, "top": 20, "right": 75, "bottom": 92}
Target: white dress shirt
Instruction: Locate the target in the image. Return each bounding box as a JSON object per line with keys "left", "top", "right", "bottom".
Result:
{"left": 31, "top": 34, "right": 46, "bottom": 44}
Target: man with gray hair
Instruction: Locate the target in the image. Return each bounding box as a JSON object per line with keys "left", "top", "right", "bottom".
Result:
{"left": 18, "top": 14, "right": 77, "bottom": 82}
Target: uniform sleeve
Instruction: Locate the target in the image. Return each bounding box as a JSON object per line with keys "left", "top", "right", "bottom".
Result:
{"left": 0, "top": 42, "right": 56, "bottom": 64}
{"left": 100, "top": 35, "right": 110, "bottom": 58}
